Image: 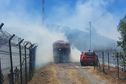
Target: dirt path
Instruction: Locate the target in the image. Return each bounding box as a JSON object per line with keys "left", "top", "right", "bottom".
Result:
{"left": 28, "top": 63, "right": 126, "bottom": 84}
{"left": 55, "top": 63, "right": 90, "bottom": 84}
{"left": 55, "top": 63, "right": 108, "bottom": 84}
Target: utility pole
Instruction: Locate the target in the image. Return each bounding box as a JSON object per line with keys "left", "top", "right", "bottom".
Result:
{"left": 89, "top": 22, "right": 92, "bottom": 50}
{"left": 42, "top": 0, "right": 45, "bottom": 25}
{"left": 0, "top": 23, "right": 4, "bottom": 30}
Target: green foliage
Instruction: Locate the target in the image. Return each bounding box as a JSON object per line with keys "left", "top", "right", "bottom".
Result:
{"left": 117, "top": 15, "right": 126, "bottom": 54}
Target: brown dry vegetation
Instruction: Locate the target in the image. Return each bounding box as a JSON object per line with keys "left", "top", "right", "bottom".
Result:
{"left": 87, "top": 67, "right": 126, "bottom": 84}
{"left": 28, "top": 63, "right": 126, "bottom": 84}
{"left": 28, "top": 64, "right": 59, "bottom": 84}
{"left": 67, "top": 69, "right": 90, "bottom": 84}
{"left": 28, "top": 64, "right": 90, "bottom": 84}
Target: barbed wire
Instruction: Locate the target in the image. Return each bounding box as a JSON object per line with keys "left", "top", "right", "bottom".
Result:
{"left": 0, "top": 23, "right": 37, "bottom": 84}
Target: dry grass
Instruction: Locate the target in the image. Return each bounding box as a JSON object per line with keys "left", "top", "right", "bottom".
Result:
{"left": 28, "top": 64, "right": 91, "bottom": 84}
{"left": 28, "top": 64, "right": 59, "bottom": 84}
{"left": 28, "top": 64, "right": 126, "bottom": 84}
{"left": 68, "top": 69, "right": 90, "bottom": 84}
{"left": 87, "top": 67, "right": 126, "bottom": 84}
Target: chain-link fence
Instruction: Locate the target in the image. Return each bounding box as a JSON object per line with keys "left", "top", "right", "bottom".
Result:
{"left": 95, "top": 49, "right": 126, "bottom": 80}
{"left": 0, "top": 23, "right": 37, "bottom": 84}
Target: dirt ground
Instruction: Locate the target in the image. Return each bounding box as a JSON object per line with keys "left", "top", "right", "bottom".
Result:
{"left": 28, "top": 63, "right": 126, "bottom": 84}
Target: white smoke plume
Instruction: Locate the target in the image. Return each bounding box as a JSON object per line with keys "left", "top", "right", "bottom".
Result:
{"left": 70, "top": 46, "right": 81, "bottom": 62}
{"left": 0, "top": 0, "right": 68, "bottom": 68}
{"left": 0, "top": 0, "right": 124, "bottom": 67}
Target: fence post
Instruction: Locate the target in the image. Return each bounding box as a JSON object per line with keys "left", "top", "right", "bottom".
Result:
{"left": 0, "top": 23, "right": 4, "bottom": 30}
{"left": 18, "top": 39, "right": 24, "bottom": 84}
{"left": 93, "top": 51, "right": 96, "bottom": 70}
{"left": 0, "top": 58, "right": 2, "bottom": 84}
{"left": 9, "top": 34, "right": 15, "bottom": 84}
{"left": 24, "top": 42, "right": 29, "bottom": 84}
{"left": 117, "top": 52, "right": 119, "bottom": 79}
{"left": 97, "top": 52, "right": 101, "bottom": 70}
{"left": 102, "top": 51, "right": 105, "bottom": 73}
{"left": 123, "top": 55, "right": 125, "bottom": 71}
{"left": 0, "top": 58, "right": 4, "bottom": 84}
{"left": 31, "top": 45, "right": 37, "bottom": 78}
{"left": 29, "top": 44, "right": 34, "bottom": 80}
{"left": 108, "top": 52, "right": 110, "bottom": 70}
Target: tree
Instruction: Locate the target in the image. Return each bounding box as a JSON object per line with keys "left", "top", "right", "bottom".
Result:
{"left": 117, "top": 15, "right": 126, "bottom": 54}
{"left": 117, "top": 15, "right": 126, "bottom": 71}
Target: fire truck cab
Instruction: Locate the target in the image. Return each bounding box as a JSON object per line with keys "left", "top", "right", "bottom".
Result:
{"left": 53, "top": 40, "right": 70, "bottom": 63}
{"left": 80, "top": 51, "right": 98, "bottom": 66}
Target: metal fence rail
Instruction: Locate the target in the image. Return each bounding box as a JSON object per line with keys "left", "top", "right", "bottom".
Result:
{"left": 95, "top": 49, "right": 126, "bottom": 80}
{"left": 0, "top": 23, "right": 37, "bottom": 84}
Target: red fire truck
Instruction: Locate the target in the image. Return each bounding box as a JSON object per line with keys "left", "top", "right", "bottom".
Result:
{"left": 80, "top": 51, "right": 98, "bottom": 66}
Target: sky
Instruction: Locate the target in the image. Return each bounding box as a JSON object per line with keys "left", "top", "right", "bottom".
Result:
{"left": 43, "top": 0, "right": 126, "bottom": 40}
{"left": 0, "top": 0, "right": 126, "bottom": 40}
{"left": 0, "top": 0, "right": 126, "bottom": 66}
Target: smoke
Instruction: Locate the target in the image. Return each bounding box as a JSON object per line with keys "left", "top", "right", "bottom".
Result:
{"left": 0, "top": 0, "right": 123, "bottom": 66}
{"left": 5, "top": 22, "right": 68, "bottom": 67}
{"left": 4, "top": 20, "right": 68, "bottom": 68}
{"left": 34, "top": 28, "right": 68, "bottom": 67}
{"left": 45, "top": 0, "right": 122, "bottom": 62}
{"left": 70, "top": 46, "right": 81, "bottom": 62}
{"left": 46, "top": 0, "right": 120, "bottom": 40}
{"left": 0, "top": 0, "right": 69, "bottom": 68}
